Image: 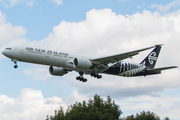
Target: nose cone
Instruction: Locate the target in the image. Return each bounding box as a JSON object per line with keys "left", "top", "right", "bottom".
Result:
{"left": 2, "top": 49, "right": 12, "bottom": 58}
{"left": 2, "top": 50, "right": 6, "bottom": 55}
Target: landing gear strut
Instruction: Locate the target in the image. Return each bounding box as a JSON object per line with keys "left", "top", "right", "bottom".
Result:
{"left": 76, "top": 72, "right": 87, "bottom": 82}
{"left": 12, "top": 59, "right": 18, "bottom": 69}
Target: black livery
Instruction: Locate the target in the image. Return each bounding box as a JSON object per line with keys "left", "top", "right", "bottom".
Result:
{"left": 103, "top": 46, "right": 176, "bottom": 77}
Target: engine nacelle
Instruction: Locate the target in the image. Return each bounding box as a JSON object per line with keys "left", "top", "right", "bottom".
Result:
{"left": 49, "top": 66, "right": 67, "bottom": 76}
{"left": 73, "top": 58, "right": 93, "bottom": 69}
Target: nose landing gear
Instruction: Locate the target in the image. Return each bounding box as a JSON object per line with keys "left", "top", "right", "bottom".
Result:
{"left": 12, "top": 59, "right": 18, "bottom": 68}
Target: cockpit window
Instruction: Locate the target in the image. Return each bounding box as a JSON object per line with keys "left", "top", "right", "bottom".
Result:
{"left": 5, "top": 48, "right": 12, "bottom": 50}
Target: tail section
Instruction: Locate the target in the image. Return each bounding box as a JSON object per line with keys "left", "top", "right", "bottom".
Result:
{"left": 140, "top": 45, "right": 162, "bottom": 68}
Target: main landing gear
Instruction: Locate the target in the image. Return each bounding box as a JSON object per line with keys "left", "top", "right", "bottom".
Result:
{"left": 76, "top": 72, "right": 87, "bottom": 82}
{"left": 91, "top": 73, "right": 102, "bottom": 79}
{"left": 76, "top": 72, "right": 102, "bottom": 82}
{"left": 76, "top": 76, "right": 87, "bottom": 82}
{"left": 12, "top": 59, "right": 18, "bottom": 68}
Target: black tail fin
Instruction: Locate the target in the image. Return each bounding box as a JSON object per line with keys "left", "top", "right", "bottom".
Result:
{"left": 140, "top": 45, "right": 162, "bottom": 68}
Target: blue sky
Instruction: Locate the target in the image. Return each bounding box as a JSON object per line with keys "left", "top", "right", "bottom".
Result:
{"left": 1, "top": 0, "right": 176, "bottom": 40}
{"left": 0, "top": 0, "right": 180, "bottom": 120}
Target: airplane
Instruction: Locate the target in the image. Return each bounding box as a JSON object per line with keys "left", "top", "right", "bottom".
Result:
{"left": 2, "top": 44, "right": 177, "bottom": 82}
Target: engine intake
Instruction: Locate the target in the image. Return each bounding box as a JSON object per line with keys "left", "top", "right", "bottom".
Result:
{"left": 49, "top": 66, "right": 67, "bottom": 76}
{"left": 73, "top": 58, "right": 93, "bottom": 69}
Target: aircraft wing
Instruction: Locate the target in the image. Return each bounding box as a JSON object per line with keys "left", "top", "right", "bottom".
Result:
{"left": 91, "top": 45, "right": 162, "bottom": 65}
{"left": 147, "top": 66, "right": 178, "bottom": 72}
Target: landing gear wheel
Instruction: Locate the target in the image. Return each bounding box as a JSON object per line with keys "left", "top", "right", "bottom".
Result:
{"left": 76, "top": 76, "right": 87, "bottom": 82}
{"left": 91, "top": 73, "right": 95, "bottom": 76}
{"left": 14, "top": 65, "right": 18, "bottom": 68}
{"left": 90, "top": 73, "right": 102, "bottom": 79}
{"left": 76, "top": 72, "right": 88, "bottom": 82}
{"left": 94, "top": 74, "right": 98, "bottom": 78}
{"left": 80, "top": 77, "right": 83, "bottom": 81}
{"left": 12, "top": 59, "right": 18, "bottom": 69}
{"left": 76, "top": 76, "right": 80, "bottom": 80}
{"left": 83, "top": 78, "right": 87, "bottom": 82}
{"left": 97, "top": 75, "right": 102, "bottom": 79}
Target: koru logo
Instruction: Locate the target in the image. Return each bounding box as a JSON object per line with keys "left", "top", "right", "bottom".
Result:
{"left": 148, "top": 52, "right": 157, "bottom": 64}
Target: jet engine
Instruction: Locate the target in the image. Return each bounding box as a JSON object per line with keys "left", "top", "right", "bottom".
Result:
{"left": 73, "top": 58, "right": 93, "bottom": 69}
{"left": 49, "top": 66, "right": 67, "bottom": 76}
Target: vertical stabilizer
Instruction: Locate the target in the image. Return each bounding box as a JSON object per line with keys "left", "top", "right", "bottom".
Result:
{"left": 140, "top": 45, "right": 162, "bottom": 68}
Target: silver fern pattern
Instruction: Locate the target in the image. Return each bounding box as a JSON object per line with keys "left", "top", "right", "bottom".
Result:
{"left": 118, "top": 62, "right": 146, "bottom": 77}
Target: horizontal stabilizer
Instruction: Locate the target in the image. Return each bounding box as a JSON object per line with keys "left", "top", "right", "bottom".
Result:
{"left": 147, "top": 66, "right": 178, "bottom": 72}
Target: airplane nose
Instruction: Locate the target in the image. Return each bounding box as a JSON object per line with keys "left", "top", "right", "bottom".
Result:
{"left": 2, "top": 50, "right": 5, "bottom": 55}
{"left": 2, "top": 49, "right": 12, "bottom": 57}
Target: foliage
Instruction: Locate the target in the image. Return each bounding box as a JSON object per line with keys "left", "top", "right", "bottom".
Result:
{"left": 47, "top": 94, "right": 122, "bottom": 120}
{"left": 163, "top": 117, "right": 170, "bottom": 120}
{"left": 123, "top": 111, "right": 166, "bottom": 120}
{"left": 47, "top": 95, "right": 170, "bottom": 120}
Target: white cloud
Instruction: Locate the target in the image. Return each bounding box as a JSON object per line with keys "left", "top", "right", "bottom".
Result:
{"left": 0, "top": 11, "right": 26, "bottom": 44}
{"left": 0, "top": 11, "right": 6, "bottom": 24}
{"left": 1, "top": 87, "right": 179, "bottom": 120}
{"left": 165, "top": 9, "right": 180, "bottom": 17}
{"left": 62, "top": 90, "right": 88, "bottom": 105}
{"left": 19, "top": 9, "right": 180, "bottom": 120}
{"left": 22, "top": 8, "right": 180, "bottom": 96}
{"left": 0, "top": 88, "right": 68, "bottom": 120}
{"left": 1, "top": 8, "right": 180, "bottom": 119}
{"left": 118, "top": 0, "right": 130, "bottom": 2}
{"left": 0, "top": 10, "right": 27, "bottom": 59}
{"left": 119, "top": 89, "right": 180, "bottom": 119}
{"left": 9, "top": 0, "right": 23, "bottom": 7}
{"left": 51, "top": 0, "right": 62, "bottom": 6}
{"left": 0, "top": 23, "right": 26, "bottom": 43}
{"left": 24, "top": 65, "right": 52, "bottom": 81}
{"left": 137, "top": 2, "right": 146, "bottom": 9}
{"left": 150, "top": 0, "right": 180, "bottom": 12}
{"left": 0, "top": 0, "right": 63, "bottom": 7}
{"left": 0, "top": 0, "right": 36, "bottom": 7}
{"left": 32, "top": 8, "right": 180, "bottom": 70}
{"left": 26, "top": 0, "right": 34, "bottom": 7}
{"left": 1, "top": 8, "right": 179, "bottom": 97}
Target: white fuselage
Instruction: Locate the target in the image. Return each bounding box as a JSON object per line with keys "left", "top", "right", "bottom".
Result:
{"left": 2, "top": 46, "right": 94, "bottom": 72}
{"left": 2, "top": 45, "right": 175, "bottom": 82}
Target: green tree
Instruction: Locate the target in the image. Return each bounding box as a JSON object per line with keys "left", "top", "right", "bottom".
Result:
{"left": 163, "top": 117, "right": 170, "bottom": 120}
{"left": 52, "top": 106, "right": 65, "bottom": 120}
{"left": 49, "top": 94, "right": 122, "bottom": 120}
{"left": 125, "top": 111, "right": 160, "bottom": 120}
